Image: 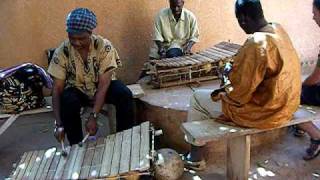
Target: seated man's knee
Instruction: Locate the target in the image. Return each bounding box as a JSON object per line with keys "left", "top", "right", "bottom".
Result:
{"left": 112, "top": 81, "right": 133, "bottom": 101}
{"left": 119, "top": 87, "right": 133, "bottom": 101}
{"left": 298, "top": 121, "right": 314, "bottom": 129}
{"left": 166, "top": 48, "right": 183, "bottom": 58}
{"left": 61, "top": 88, "right": 82, "bottom": 111}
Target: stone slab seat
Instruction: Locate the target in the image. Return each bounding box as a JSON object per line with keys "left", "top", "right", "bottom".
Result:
{"left": 101, "top": 84, "right": 144, "bottom": 133}
{"left": 181, "top": 105, "right": 320, "bottom": 180}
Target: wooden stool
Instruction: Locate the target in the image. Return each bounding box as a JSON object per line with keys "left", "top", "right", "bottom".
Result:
{"left": 182, "top": 105, "right": 320, "bottom": 180}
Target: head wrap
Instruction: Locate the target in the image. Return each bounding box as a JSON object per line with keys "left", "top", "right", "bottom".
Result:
{"left": 66, "top": 8, "right": 97, "bottom": 34}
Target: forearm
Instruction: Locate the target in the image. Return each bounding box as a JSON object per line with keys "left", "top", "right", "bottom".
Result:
{"left": 303, "top": 67, "right": 320, "bottom": 86}
{"left": 303, "top": 75, "right": 320, "bottom": 86}
{"left": 155, "top": 41, "right": 165, "bottom": 51}
{"left": 186, "top": 40, "right": 196, "bottom": 50}
{"left": 220, "top": 93, "right": 241, "bottom": 106}
{"left": 93, "top": 78, "right": 111, "bottom": 114}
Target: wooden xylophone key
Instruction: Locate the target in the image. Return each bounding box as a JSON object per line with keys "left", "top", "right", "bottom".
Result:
{"left": 209, "top": 46, "right": 236, "bottom": 56}
{"left": 119, "top": 129, "right": 133, "bottom": 174}
{"left": 139, "top": 121, "right": 151, "bottom": 171}
{"left": 100, "top": 135, "right": 116, "bottom": 177}
{"left": 62, "top": 145, "right": 80, "bottom": 179}
{"left": 168, "top": 57, "right": 185, "bottom": 67}
{"left": 183, "top": 56, "right": 201, "bottom": 66}
{"left": 215, "top": 42, "right": 236, "bottom": 50}
{"left": 110, "top": 131, "right": 124, "bottom": 176}
{"left": 150, "top": 60, "right": 164, "bottom": 67}
{"left": 173, "top": 57, "right": 188, "bottom": 67}
{"left": 220, "top": 41, "right": 242, "bottom": 49}
{"left": 199, "top": 51, "right": 222, "bottom": 61}
{"left": 190, "top": 54, "right": 212, "bottom": 63}
{"left": 15, "top": 151, "right": 33, "bottom": 180}
{"left": 79, "top": 140, "right": 97, "bottom": 179}
{"left": 205, "top": 48, "right": 231, "bottom": 59}
{"left": 89, "top": 138, "right": 106, "bottom": 179}
{"left": 10, "top": 152, "right": 26, "bottom": 179}
{"left": 149, "top": 59, "right": 168, "bottom": 67}
{"left": 45, "top": 149, "right": 62, "bottom": 179}
{"left": 183, "top": 56, "right": 198, "bottom": 65}
{"left": 53, "top": 147, "right": 71, "bottom": 179}
{"left": 130, "top": 125, "right": 141, "bottom": 171}
{"left": 165, "top": 56, "right": 192, "bottom": 67}
{"left": 215, "top": 42, "right": 241, "bottom": 53}
{"left": 159, "top": 58, "right": 175, "bottom": 67}
{"left": 21, "top": 150, "right": 39, "bottom": 179}
{"left": 179, "top": 57, "right": 192, "bottom": 66}
{"left": 175, "top": 57, "right": 192, "bottom": 66}
{"left": 214, "top": 44, "right": 239, "bottom": 53}
{"left": 168, "top": 57, "right": 182, "bottom": 67}
{"left": 28, "top": 150, "right": 45, "bottom": 180}
{"left": 37, "top": 147, "right": 57, "bottom": 180}
{"left": 67, "top": 142, "right": 87, "bottom": 179}
{"left": 185, "top": 56, "right": 203, "bottom": 65}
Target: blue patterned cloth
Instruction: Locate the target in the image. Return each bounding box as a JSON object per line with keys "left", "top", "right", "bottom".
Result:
{"left": 66, "top": 8, "right": 97, "bottom": 33}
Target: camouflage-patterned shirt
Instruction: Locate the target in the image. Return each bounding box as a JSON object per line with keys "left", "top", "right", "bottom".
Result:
{"left": 48, "top": 35, "right": 121, "bottom": 97}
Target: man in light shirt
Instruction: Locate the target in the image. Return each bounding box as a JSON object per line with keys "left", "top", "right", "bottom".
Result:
{"left": 149, "top": 0, "right": 200, "bottom": 59}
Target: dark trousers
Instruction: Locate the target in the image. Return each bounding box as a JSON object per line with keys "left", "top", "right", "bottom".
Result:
{"left": 301, "top": 85, "right": 320, "bottom": 105}
{"left": 60, "top": 80, "right": 134, "bottom": 145}
{"left": 166, "top": 48, "right": 183, "bottom": 58}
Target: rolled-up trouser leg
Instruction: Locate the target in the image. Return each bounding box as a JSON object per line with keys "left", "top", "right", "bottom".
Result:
{"left": 184, "top": 89, "right": 223, "bottom": 146}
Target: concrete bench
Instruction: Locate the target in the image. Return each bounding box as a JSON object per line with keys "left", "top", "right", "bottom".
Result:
{"left": 181, "top": 105, "right": 320, "bottom": 180}
{"left": 100, "top": 84, "right": 144, "bottom": 133}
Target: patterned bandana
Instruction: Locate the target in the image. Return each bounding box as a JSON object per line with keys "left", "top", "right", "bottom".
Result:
{"left": 66, "top": 8, "right": 97, "bottom": 34}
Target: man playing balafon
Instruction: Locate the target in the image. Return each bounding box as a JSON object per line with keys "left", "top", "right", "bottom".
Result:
{"left": 48, "top": 8, "right": 134, "bottom": 145}
{"left": 182, "top": 0, "right": 301, "bottom": 170}
{"left": 149, "top": 0, "right": 200, "bottom": 59}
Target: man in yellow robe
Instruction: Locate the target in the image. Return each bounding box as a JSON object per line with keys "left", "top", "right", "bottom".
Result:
{"left": 183, "top": 0, "right": 301, "bottom": 170}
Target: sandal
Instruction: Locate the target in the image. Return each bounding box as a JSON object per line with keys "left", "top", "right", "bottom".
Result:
{"left": 293, "top": 126, "right": 306, "bottom": 137}
{"left": 303, "top": 138, "right": 320, "bottom": 161}
{"left": 181, "top": 153, "right": 206, "bottom": 171}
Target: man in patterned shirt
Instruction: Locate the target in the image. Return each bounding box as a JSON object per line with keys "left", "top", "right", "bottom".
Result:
{"left": 48, "top": 8, "right": 134, "bottom": 145}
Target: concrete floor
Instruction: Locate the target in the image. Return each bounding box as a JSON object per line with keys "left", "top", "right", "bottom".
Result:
{"left": 0, "top": 112, "right": 110, "bottom": 179}
{"left": 0, "top": 112, "right": 319, "bottom": 179}
{"left": 180, "top": 123, "right": 320, "bottom": 180}
{"left": 0, "top": 113, "right": 57, "bottom": 179}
